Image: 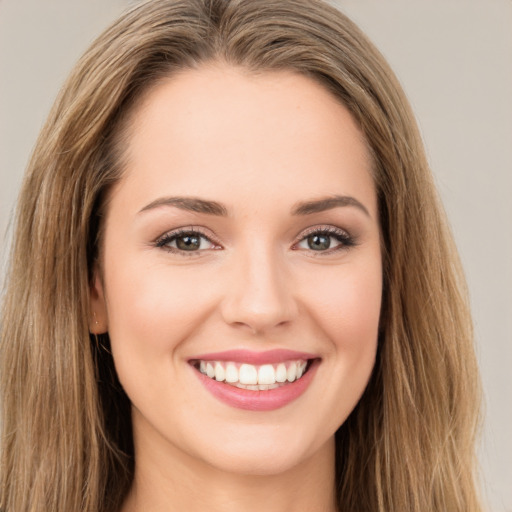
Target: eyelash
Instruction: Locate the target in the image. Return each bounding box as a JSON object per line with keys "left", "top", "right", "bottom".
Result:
{"left": 155, "top": 225, "right": 356, "bottom": 255}
{"left": 292, "top": 226, "right": 357, "bottom": 254}
{"left": 155, "top": 228, "right": 220, "bottom": 255}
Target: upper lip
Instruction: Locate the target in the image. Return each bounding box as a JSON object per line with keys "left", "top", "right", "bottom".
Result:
{"left": 189, "top": 349, "right": 319, "bottom": 365}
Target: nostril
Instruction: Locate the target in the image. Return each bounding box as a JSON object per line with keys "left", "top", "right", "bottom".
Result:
{"left": 220, "top": 297, "right": 298, "bottom": 334}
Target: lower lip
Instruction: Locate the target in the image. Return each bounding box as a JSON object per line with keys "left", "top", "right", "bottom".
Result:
{"left": 193, "top": 360, "right": 319, "bottom": 411}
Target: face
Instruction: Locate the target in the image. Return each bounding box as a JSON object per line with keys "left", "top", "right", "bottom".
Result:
{"left": 90, "top": 64, "right": 382, "bottom": 477}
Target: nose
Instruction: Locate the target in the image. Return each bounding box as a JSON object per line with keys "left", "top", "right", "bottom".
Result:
{"left": 220, "top": 245, "right": 299, "bottom": 335}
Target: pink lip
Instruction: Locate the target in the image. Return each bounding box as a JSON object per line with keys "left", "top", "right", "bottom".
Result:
{"left": 191, "top": 358, "right": 320, "bottom": 412}
{"left": 189, "top": 349, "right": 318, "bottom": 365}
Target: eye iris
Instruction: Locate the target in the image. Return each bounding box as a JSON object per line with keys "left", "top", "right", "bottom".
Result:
{"left": 308, "top": 234, "right": 331, "bottom": 251}
{"left": 176, "top": 234, "right": 201, "bottom": 251}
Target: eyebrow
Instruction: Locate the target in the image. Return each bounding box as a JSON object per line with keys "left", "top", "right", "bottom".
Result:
{"left": 291, "top": 195, "right": 370, "bottom": 217}
{"left": 138, "top": 196, "right": 228, "bottom": 216}
{"left": 138, "top": 194, "right": 370, "bottom": 218}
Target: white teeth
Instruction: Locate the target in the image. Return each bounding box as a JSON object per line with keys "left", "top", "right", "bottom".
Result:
{"left": 225, "top": 363, "right": 238, "bottom": 383}
{"left": 214, "top": 362, "right": 225, "bottom": 381}
{"left": 296, "top": 362, "right": 304, "bottom": 379}
{"left": 258, "top": 364, "right": 276, "bottom": 385}
{"left": 287, "top": 362, "right": 297, "bottom": 382}
{"left": 197, "top": 359, "right": 310, "bottom": 388}
{"left": 275, "top": 363, "right": 287, "bottom": 383}
{"left": 239, "top": 364, "right": 258, "bottom": 385}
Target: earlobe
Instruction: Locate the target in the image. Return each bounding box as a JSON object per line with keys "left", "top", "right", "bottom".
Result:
{"left": 89, "top": 271, "right": 108, "bottom": 334}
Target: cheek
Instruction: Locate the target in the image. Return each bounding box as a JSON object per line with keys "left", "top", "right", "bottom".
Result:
{"left": 302, "top": 255, "right": 382, "bottom": 416}
{"left": 104, "top": 257, "right": 219, "bottom": 356}
{"left": 312, "top": 261, "right": 382, "bottom": 423}
{"left": 305, "top": 261, "right": 382, "bottom": 352}
{"left": 102, "top": 257, "right": 222, "bottom": 410}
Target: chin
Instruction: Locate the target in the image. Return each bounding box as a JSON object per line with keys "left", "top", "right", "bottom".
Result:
{"left": 203, "top": 445, "right": 311, "bottom": 477}
{"left": 183, "top": 422, "right": 332, "bottom": 477}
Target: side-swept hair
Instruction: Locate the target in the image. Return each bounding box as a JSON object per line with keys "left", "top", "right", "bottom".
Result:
{"left": 0, "top": 0, "right": 481, "bottom": 510}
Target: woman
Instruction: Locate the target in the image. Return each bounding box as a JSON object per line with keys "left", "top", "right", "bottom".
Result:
{"left": 0, "top": 0, "right": 482, "bottom": 511}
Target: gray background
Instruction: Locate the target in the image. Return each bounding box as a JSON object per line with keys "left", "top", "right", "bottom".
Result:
{"left": 1, "top": 1, "right": 511, "bottom": 510}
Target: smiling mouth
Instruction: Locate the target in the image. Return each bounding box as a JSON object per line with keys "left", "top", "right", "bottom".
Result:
{"left": 190, "top": 359, "right": 314, "bottom": 390}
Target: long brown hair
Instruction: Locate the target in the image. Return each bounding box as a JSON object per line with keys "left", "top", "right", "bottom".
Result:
{"left": 0, "top": 0, "right": 482, "bottom": 510}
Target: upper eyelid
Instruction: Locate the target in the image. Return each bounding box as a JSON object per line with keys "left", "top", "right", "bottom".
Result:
{"left": 294, "top": 224, "right": 350, "bottom": 241}
{"left": 155, "top": 226, "right": 218, "bottom": 245}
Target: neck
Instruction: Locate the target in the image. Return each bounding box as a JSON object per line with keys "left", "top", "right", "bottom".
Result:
{"left": 121, "top": 430, "right": 337, "bottom": 512}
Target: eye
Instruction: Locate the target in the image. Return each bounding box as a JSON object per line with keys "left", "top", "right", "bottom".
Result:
{"left": 294, "top": 227, "right": 355, "bottom": 253}
{"left": 156, "top": 229, "right": 219, "bottom": 253}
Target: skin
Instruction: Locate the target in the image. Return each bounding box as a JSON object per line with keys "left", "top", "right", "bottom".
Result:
{"left": 90, "top": 63, "right": 382, "bottom": 512}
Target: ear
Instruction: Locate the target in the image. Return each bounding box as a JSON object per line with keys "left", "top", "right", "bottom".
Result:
{"left": 89, "top": 270, "right": 108, "bottom": 334}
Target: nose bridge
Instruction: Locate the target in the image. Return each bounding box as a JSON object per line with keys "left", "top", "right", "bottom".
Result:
{"left": 220, "top": 239, "right": 297, "bottom": 333}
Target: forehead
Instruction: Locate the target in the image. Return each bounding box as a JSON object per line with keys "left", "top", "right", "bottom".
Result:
{"left": 115, "top": 63, "right": 376, "bottom": 217}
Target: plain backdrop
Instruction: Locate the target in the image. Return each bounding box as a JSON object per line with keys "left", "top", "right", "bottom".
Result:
{"left": 1, "top": 1, "right": 511, "bottom": 510}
